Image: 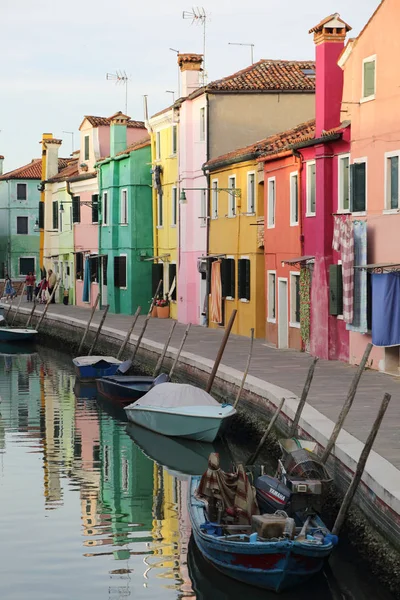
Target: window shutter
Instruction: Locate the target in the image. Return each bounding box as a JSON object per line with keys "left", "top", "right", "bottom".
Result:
{"left": 364, "top": 61, "right": 375, "bottom": 97}
{"left": 329, "top": 264, "right": 343, "bottom": 315}
{"left": 152, "top": 263, "right": 163, "bottom": 296}
{"left": 229, "top": 259, "right": 235, "bottom": 298}
{"left": 91, "top": 195, "right": 99, "bottom": 223}
{"left": 102, "top": 255, "right": 108, "bottom": 285}
{"left": 38, "top": 202, "right": 44, "bottom": 229}
{"left": 52, "top": 201, "right": 58, "bottom": 230}
{"left": 75, "top": 253, "right": 83, "bottom": 278}
{"left": 238, "top": 259, "right": 245, "bottom": 299}
{"left": 72, "top": 196, "right": 81, "bottom": 223}
{"left": 221, "top": 259, "right": 228, "bottom": 298}
{"left": 169, "top": 264, "right": 177, "bottom": 301}
{"left": 114, "top": 256, "right": 127, "bottom": 288}
{"left": 350, "top": 163, "right": 366, "bottom": 212}
{"left": 245, "top": 260, "right": 251, "bottom": 301}
{"left": 114, "top": 257, "right": 120, "bottom": 287}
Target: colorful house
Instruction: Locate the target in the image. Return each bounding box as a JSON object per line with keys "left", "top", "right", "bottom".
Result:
{"left": 97, "top": 113, "right": 153, "bottom": 315}
{"left": 178, "top": 53, "right": 316, "bottom": 326}
{"left": 147, "top": 104, "right": 180, "bottom": 320}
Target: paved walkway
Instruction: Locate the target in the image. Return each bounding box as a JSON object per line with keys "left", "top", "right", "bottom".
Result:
{"left": 15, "top": 301, "right": 400, "bottom": 470}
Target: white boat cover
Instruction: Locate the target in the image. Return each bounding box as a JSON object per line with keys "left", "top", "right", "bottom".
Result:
{"left": 74, "top": 356, "right": 122, "bottom": 366}
{"left": 137, "top": 383, "right": 220, "bottom": 408}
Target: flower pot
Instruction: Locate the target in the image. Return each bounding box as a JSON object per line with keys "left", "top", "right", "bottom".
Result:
{"left": 157, "top": 306, "right": 170, "bottom": 319}
{"left": 151, "top": 306, "right": 158, "bottom": 318}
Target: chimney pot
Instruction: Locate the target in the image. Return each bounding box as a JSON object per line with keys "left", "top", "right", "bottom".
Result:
{"left": 177, "top": 53, "right": 203, "bottom": 96}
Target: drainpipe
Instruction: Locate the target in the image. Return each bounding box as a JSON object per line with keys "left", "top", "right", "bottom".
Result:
{"left": 204, "top": 92, "right": 211, "bottom": 326}
{"left": 294, "top": 150, "right": 305, "bottom": 351}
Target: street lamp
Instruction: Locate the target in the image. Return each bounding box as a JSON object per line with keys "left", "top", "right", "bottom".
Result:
{"left": 179, "top": 187, "right": 242, "bottom": 204}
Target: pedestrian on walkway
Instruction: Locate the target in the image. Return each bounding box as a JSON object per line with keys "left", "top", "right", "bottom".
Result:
{"left": 3, "top": 276, "right": 16, "bottom": 301}
{"left": 25, "top": 271, "right": 36, "bottom": 302}
{"left": 47, "top": 269, "right": 57, "bottom": 303}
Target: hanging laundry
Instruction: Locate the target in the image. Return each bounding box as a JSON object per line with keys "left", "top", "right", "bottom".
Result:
{"left": 210, "top": 260, "right": 223, "bottom": 324}
{"left": 332, "top": 216, "right": 354, "bottom": 323}
{"left": 372, "top": 273, "right": 400, "bottom": 347}
{"left": 347, "top": 220, "right": 368, "bottom": 333}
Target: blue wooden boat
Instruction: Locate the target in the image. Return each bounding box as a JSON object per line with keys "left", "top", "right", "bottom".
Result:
{"left": 0, "top": 327, "right": 38, "bottom": 342}
{"left": 73, "top": 355, "right": 123, "bottom": 380}
{"left": 189, "top": 475, "right": 335, "bottom": 593}
{"left": 96, "top": 372, "right": 169, "bottom": 406}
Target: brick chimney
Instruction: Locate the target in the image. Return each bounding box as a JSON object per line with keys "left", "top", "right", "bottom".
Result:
{"left": 109, "top": 111, "right": 130, "bottom": 156}
{"left": 178, "top": 53, "right": 203, "bottom": 97}
{"left": 0, "top": 156, "right": 3, "bottom": 176}
{"left": 44, "top": 136, "right": 62, "bottom": 180}
{"left": 309, "top": 14, "right": 351, "bottom": 137}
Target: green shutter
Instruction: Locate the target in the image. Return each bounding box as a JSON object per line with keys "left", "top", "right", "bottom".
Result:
{"left": 329, "top": 264, "right": 343, "bottom": 316}
{"left": 38, "top": 202, "right": 44, "bottom": 229}
{"left": 84, "top": 136, "right": 90, "bottom": 161}
{"left": 52, "top": 201, "right": 58, "bottom": 230}
{"left": 245, "top": 260, "right": 251, "bottom": 301}
{"left": 72, "top": 196, "right": 81, "bottom": 223}
{"left": 91, "top": 194, "right": 99, "bottom": 223}
{"left": 350, "top": 163, "right": 366, "bottom": 212}
{"left": 229, "top": 259, "right": 235, "bottom": 298}
{"left": 363, "top": 60, "right": 375, "bottom": 98}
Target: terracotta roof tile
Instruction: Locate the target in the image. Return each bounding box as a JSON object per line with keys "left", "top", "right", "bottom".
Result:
{"left": 46, "top": 159, "right": 79, "bottom": 183}
{"left": 309, "top": 13, "right": 351, "bottom": 34}
{"left": 207, "top": 59, "right": 316, "bottom": 92}
{"left": 115, "top": 135, "right": 151, "bottom": 156}
{"left": 0, "top": 158, "right": 69, "bottom": 181}
{"left": 81, "top": 114, "right": 145, "bottom": 129}
{"left": 322, "top": 121, "right": 351, "bottom": 137}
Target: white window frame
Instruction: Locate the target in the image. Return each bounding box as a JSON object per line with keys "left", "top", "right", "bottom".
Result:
{"left": 384, "top": 150, "right": 400, "bottom": 213}
{"left": 84, "top": 135, "right": 90, "bottom": 161}
{"left": 211, "top": 179, "right": 218, "bottom": 219}
{"left": 267, "top": 177, "right": 276, "bottom": 228}
{"left": 228, "top": 175, "right": 236, "bottom": 218}
{"left": 338, "top": 154, "right": 350, "bottom": 213}
{"left": 247, "top": 171, "right": 256, "bottom": 214}
{"left": 289, "top": 172, "right": 299, "bottom": 226}
{"left": 171, "top": 186, "right": 177, "bottom": 227}
{"left": 19, "top": 256, "right": 35, "bottom": 276}
{"left": 16, "top": 182, "right": 27, "bottom": 201}
{"left": 156, "top": 131, "right": 161, "bottom": 160}
{"left": 171, "top": 124, "right": 178, "bottom": 156}
{"left": 118, "top": 253, "right": 127, "bottom": 290}
{"left": 352, "top": 157, "right": 368, "bottom": 215}
{"left": 157, "top": 191, "right": 163, "bottom": 228}
{"left": 102, "top": 191, "right": 109, "bottom": 226}
{"left": 267, "top": 270, "right": 276, "bottom": 323}
{"left": 289, "top": 271, "right": 301, "bottom": 328}
{"left": 361, "top": 55, "right": 376, "bottom": 103}
{"left": 306, "top": 160, "right": 316, "bottom": 217}
{"left": 200, "top": 107, "right": 206, "bottom": 142}
{"left": 120, "top": 188, "right": 128, "bottom": 225}
{"left": 200, "top": 189, "right": 207, "bottom": 227}
{"left": 16, "top": 215, "right": 28, "bottom": 235}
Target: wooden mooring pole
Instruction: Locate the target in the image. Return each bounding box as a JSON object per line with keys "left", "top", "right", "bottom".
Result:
{"left": 88, "top": 304, "right": 110, "bottom": 356}
{"left": 153, "top": 321, "right": 176, "bottom": 376}
{"left": 130, "top": 280, "right": 162, "bottom": 362}
{"left": 11, "top": 284, "right": 26, "bottom": 326}
{"left": 321, "top": 343, "right": 373, "bottom": 464}
{"left": 234, "top": 328, "right": 254, "bottom": 409}
{"left": 246, "top": 397, "right": 285, "bottom": 465}
{"left": 205, "top": 309, "right": 237, "bottom": 394}
{"left": 36, "top": 280, "right": 60, "bottom": 331}
{"left": 77, "top": 293, "right": 100, "bottom": 355}
{"left": 169, "top": 324, "right": 191, "bottom": 380}
{"left": 332, "top": 392, "right": 391, "bottom": 536}
{"left": 288, "top": 357, "right": 318, "bottom": 438}
{"left": 117, "top": 306, "right": 141, "bottom": 360}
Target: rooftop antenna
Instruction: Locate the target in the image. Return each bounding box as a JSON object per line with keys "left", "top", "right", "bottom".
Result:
{"left": 183, "top": 7, "right": 209, "bottom": 85}
{"left": 228, "top": 42, "right": 255, "bottom": 65}
{"left": 106, "top": 70, "right": 129, "bottom": 114}
{"left": 62, "top": 131, "right": 74, "bottom": 156}
{"left": 166, "top": 90, "right": 175, "bottom": 104}
{"left": 169, "top": 48, "right": 180, "bottom": 97}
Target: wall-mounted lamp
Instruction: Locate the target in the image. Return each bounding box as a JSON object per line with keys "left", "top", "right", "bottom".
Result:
{"left": 179, "top": 187, "right": 242, "bottom": 205}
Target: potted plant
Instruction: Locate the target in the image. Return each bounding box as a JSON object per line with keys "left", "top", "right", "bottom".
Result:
{"left": 156, "top": 297, "right": 170, "bottom": 319}
{"left": 151, "top": 302, "right": 158, "bottom": 317}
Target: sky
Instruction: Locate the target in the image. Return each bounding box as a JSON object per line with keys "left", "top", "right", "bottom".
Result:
{"left": 1, "top": 0, "right": 380, "bottom": 171}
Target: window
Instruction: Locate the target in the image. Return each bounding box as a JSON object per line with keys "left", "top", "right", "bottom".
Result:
{"left": 19, "top": 257, "right": 34, "bottom": 275}
{"left": 267, "top": 272, "right": 276, "bottom": 322}
{"left": 114, "top": 255, "right": 127, "bottom": 288}
{"left": 385, "top": 152, "right": 400, "bottom": 210}
{"left": 329, "top": 264, "right": 343, "bottom": 316}
{"left": 171, "top": 187, "right": 177, "bottom": 226}
{"left": 350, "top": 160, "right": 367, "bottom": 213}
{"left": 90, "top": 256, "right": 98, "bottom": 283}
{"left": 16, "top": 183, "right": 27, "bottom": 201}
{"left": 172, "top": 125, "right": 177, "bottom": 155}
{"left": 362, "top": 56, "right": 376, "bottom": 100}
{"left": 200, "top": 107, "right": 205, "bottom": 142}
{"left": 211, "top": 179, "right": 218, "bottom": 218}
{"left": 290, "top": 273, "right": 300, "bottom": 326}
{"left": 200, "top": 189, "right": 207, "bottom": 226}
{"left": 267, "top": 177, "right": 276, "bottom": 228}
{"left": 84, "top": 135, "right": 90, "bottom": 161}
{"left": 72, "top": 196, "right": 81, "bottom": 223}
{"left": 238, "top": 258, "right": 250, "bottom": 301}
{"left": 102, "top": 255, "right": 108, "bottom": 286}
{"left": 169, "top": 263, "right": 177, "bottom": 301}
{"left": 247, "top": 172, "right": 255, "bottom": 214}
{"left": 156, "top": 131, "right": 161, "bottom": 160}
{"left": 91, "top": 194, "right": 99, "bottom": 223}
{"left": 290, "top": 172, "right": 299, "bottom": 226}
{"left": 75, "top": 252, "right": 83, "bottom": 279}
{"left": 228, "top": 176, "right": 236, "bottom": 217}
{"left": 157, "top": 192, "right": 163, "bottom": 227}
{"left": 52, "top": 201, "right": 59, "bottom": 230}
{"left": 120, "top": 189, "right": 128, "bottom": 225}
{"left": 16, "top": 216, "right": 28, "bottom": 235}
{"left": 306, "top": 161, "right": 316, "bottom": 216}
{"left": 38, "top": 202, "right": 44, "bottom": 229}
{"left": 152, "top": 262, "right": 163, "bottom": 295}
{"left": 338, "top": 155, "right": 350, "bottom": 212}
{"left": 221, "top": 258, "right": 235, "bottom": 299}
{"left": 102, "top": 192, "right": 109, "bottom": 225}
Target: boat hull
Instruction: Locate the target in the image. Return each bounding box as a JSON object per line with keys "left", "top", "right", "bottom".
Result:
{"left": 0, "top": 328, "right": 38, "bottom": 342}
{"left": 96, "top": 376, "right": 156, "bottom": 406}
{"left": 189, "top": 477, "right": 333, "bottom": 593}
{"left": 73, "top": 357, "right": 122, "bottom": 381}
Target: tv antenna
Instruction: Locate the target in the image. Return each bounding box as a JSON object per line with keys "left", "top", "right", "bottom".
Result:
{"left": 166, "top": 90, "right": 175, "bottom": 104}
{"left": 183, "top": 7, "right": 209, "bottom": 85}
{"left": 228, "top": 42, "right": 255, "bottom": 65}
{"left": 62, "top": 131, "right": 75, "bottom": 156}
{"left": 106, "top": 70, "right": 129, "bottom": 114}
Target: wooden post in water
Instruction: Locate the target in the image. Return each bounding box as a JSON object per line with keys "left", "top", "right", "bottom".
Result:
{"left": 88, "top": 304, "right": 110, "bottom": 356}
{"left": 205, "top": 309, "right": 237, "bottom": 394}
{"left": 148, "top": 279, "right": 163, "bottom": 314}
{"left": 154, "top": 321, "right": 176, "bottom": 376}
{"left": 169, "top": 324, "right": 191, "bottom": 380}
{"left": 11, "top": 284, "right": 26, "bottom": 326}
{"left": 321, "top": 343, "right": 373, "bottom": 464}
{"left": 246, "top": 397, "right": 285, "bottom": 465}
{"left": 36, "top": 280, "right": 60, "bottom": 331}
{"left": 234, "top": 328, "right": 254, "bottom": 409}
{"left": 130, "top": 280, "right": 163, "bottom": 362}
{"left": 77, "top": 293, "right": 100, "bottom": 355}
{"left": 332, "top": 392, "right": 391, "bottom": 536}
{"left": 288, "top": 357, "right": 319, "bottom": 438}
{"left": 117, "top": 306, "right": 141, "bottom": 360}
{"left": 26, "top": 299, "right": 38, "bottom": 327}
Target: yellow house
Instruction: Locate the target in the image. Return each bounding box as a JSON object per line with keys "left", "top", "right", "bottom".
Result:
{"left": 148, "top": 104, "right": 180, "bottom": 320}
{"left": 203, "top": 144, "right": 265, "bottom": 338}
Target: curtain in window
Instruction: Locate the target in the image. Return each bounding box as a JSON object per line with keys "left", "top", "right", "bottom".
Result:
{"left": 210, "top": 260, "right": 222, "bottom": 324}
{"left": 372, "top": 273, "right": 400, "bottom": 346}
{"left": 347, "top": 220, "right": 367, "bottom": 333}
{"left": 82, "top": 257, "right": 90, "bottom": 303}
{"left": 332, "top": 215, "right": 354, "bottom": 323}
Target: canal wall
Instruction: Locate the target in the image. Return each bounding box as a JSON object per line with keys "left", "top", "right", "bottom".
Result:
{"left": 9, "top": 306, "right": 400, "bottom": 595}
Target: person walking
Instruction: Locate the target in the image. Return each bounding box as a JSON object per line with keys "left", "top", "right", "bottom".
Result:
{"left": 25, "top": 271, "right": 36, "bottom": 302}
{"left": 47, "top": 269, "right": 57, "bottom": 303}
{"left": 4, "top": 276, "right": 16, "bottom": 301}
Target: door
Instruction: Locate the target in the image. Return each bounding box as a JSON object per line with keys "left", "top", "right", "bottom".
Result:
{"left": 278, "top": 278, "right": 288, "bottom": 349}
{"left": 101, "top": 256, "right": 108, "bottom": 306}
{"left": 200, "top": 272, "right": 207, "bottom": 326}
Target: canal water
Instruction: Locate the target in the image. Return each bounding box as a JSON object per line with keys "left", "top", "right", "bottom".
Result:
{"left": 0, "top": 345, "right": 396, "bottom": 600}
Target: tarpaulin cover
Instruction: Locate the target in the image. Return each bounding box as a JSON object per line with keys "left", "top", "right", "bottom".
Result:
{"left": 372, "top": 273, "right": 400, "bottom": 347}
{"left": 135, "top": 382, "right": 220, "bottom": 408}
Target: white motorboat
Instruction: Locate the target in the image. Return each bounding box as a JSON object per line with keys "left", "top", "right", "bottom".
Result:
{"left": 124, "top": 382, "right": 236, "bottom": 443}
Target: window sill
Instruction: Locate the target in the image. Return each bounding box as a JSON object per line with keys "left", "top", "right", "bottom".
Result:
{"left": 336, "top": 210, "right": 350, "bottom": 215}
{"left": 360, "top": 95, "right": 375, "bottom": 104}
{"left": 225, "top": 296, "right": 234, "bottom": 301}
{"left": 305, "top": 212, "right": 316, "bottom": 218}
{"left": 383, "top": 209, "right": 400, "bottom": 215}
{"left": 267, "top": 224, "right": 275, "bottom": 229}
{"left": 156, "top": 225, "right": 164, "bottom": 229}
{"left": 267, "top": 317, "right": 276, "bottom": 324}
{"left": 337, "top": 314, "right": 344, "bottom": 320}
{"left": 245, "top": 211, "right": 256, "bottom": 217}
{"left": 211, "top": 216, "right": 218, "bottom": 220}
{"left": 289, "top": 321, "right": 300, "bottom": 329}
{"left": 228, "top": 214, "right": 236, "bottom": 219}
{"left": 171, "top": 224, "right": 177, "bottom": 228}
{"left": 351, "top": 211, "right": 366, "bottom": 216}
{"left": 120, "top": 223, "right": 128, "bottom": 227}
{"left": 239, "top": 298, "right": 250, "bottom": 303}
{"left": 289, "top": 221, "right": 299, "bottom": 227}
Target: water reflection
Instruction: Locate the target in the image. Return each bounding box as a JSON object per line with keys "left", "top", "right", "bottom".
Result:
{"left": 0, "top": 346, "right": 395, "bottom": 600}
